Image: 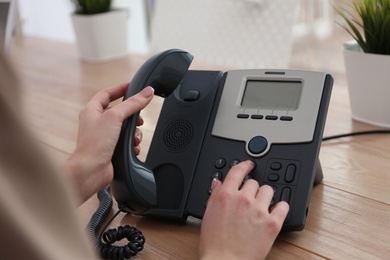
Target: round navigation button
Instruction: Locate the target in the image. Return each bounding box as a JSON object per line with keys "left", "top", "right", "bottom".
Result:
{"left": 248, "top": 136, "right": 268, "bottom": 155}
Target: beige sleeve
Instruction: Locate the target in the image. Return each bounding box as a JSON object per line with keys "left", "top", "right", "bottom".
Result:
{"left": 0, "top": 170, "right": 98, "bottom": 260}
{"left": 0, "top": 92, "right": 98, "bottom": 259}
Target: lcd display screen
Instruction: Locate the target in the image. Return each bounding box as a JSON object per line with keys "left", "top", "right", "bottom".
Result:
{"left": 241, "top": 80, "right": 302, "bottom": 110}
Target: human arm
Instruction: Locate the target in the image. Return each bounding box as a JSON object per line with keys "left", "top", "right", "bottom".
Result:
{"left": 62, "top": 83, "right": 154, "bottom": 205}
{"left": 199, "top": 160, "right": 289, "bottom": 260}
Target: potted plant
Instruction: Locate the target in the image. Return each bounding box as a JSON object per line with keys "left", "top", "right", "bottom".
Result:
{"left": 336, "top": 0, "right": 390, "bottom": 127}
{"left": 70, "top": 0, "right": 129, "bottom": 62}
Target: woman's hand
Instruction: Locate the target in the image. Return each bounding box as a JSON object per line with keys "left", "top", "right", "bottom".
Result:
{"left": 63, "top": 83, "right": 154, "bottom": 204}
{"left": 199, "top": 160, "right": 289, "bottom": 260}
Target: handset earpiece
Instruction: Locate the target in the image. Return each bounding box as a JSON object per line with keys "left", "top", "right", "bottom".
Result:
{"left": 111, "top": 49, "right": 193, "bottom": 214}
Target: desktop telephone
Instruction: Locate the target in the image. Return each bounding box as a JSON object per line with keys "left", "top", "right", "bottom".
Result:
{"left": 111, "top": 49, "right": 333, "bottom": 231}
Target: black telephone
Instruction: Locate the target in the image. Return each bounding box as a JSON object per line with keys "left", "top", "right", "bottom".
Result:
{"left": 111, "top": 49, "right": 333, "bottom": 231}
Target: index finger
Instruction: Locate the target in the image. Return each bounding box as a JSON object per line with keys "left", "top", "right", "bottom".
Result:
{"left": 89, "top": 82, "right": 129, "bottom": 110}
{"left": 222, "top": 160, "right": 255, "bottom": 190}
{"left": 111, "top": 86, "right": 154, "bottom": 120}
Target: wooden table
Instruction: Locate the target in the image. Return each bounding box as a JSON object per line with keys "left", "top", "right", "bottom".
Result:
{"left": 10, "top": 35, "right": 390, "bottom": 259}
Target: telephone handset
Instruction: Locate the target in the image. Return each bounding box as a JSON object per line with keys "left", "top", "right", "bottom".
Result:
{"left": 112, "top": 49, "right": 333, "bottom": 231}
{"left": 111, "top": 49, "right": 194, "bottom": 214}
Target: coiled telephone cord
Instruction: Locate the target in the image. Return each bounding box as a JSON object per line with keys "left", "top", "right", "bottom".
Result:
{"left": 87, "top": 186, "right": 145, "bottom": 260}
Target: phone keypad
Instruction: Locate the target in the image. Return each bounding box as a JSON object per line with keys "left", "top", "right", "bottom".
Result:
{"left": 207, "top": 158, "right": 300, "bottom": 213}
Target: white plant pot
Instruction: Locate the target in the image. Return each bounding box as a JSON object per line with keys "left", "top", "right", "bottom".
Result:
{"left": 71, "top": 9, "right": 129, "bottom": 62}
{"left": 343, "top": 41, "right": 390, "bottom": 128}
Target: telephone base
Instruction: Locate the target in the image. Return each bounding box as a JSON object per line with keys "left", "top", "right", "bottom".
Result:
{"left": 314, "top": 159, "right": 324, "bottom": 185}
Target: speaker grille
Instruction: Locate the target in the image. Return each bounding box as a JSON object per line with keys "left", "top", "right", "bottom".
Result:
{"left": 162, "top": 117, "right": 194, "bottom": 152}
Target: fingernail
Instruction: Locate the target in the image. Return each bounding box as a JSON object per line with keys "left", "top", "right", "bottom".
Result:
{"left": 141, "top": 86, "right": 154, "bottom": 98}
{"left": 248, "top": 160, "right": 256, "bottom": 168}
{"left": 211, "top": 178, "right": 218, "bottom": 190}
{"left": 135, "top": 131, "right": 142, "bottom": 142}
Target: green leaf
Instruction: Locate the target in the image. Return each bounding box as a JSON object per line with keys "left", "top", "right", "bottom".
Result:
{"left": 71, "top": 0, "right": 112, "bottom": 15}
{"left": 335, "top": 0, "right": 390, "bottom": 55}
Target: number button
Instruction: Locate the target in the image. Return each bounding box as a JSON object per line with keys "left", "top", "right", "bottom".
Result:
{"left": 215, "top": 158, "right": 226, "bottom": 169}
{"left": 211, "top": 171, "right": 223, "bottom": 180}
{"left": 229, "top": 159, "right": 241, "bottom": 167}
{"left": 285, "top": 164, "right": 296, "bottom": 183}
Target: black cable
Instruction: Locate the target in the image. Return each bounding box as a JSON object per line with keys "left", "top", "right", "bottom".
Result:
{"left": 322, "top": 129, "right": 390, "bottom": 141}
{"left": 87, "top": 186, "right": 145, "bottom": 260}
